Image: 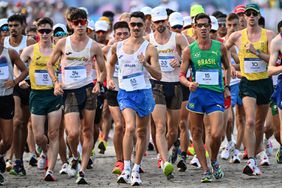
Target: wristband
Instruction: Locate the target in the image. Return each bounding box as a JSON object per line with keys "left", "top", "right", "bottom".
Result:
{"left": 255, "top": 49, "right": 261, "bottom": 56}
{"left": 179, "top": 71, "right": 186, "bottom": 78}
{"left": 225, "top": 85, "right": 231, "bottom": 90}
{"left": 52, "top": 77, "right": 58, "bottom": 83}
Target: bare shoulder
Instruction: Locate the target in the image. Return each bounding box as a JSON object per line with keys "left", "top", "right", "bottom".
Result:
{"left": 27, "top": 37, "right": 37, "bottom": 45}
{"left": 147, "top": 43, "right": 157, "bottom": 54}
{"left": 229, "top": 30, "right": 242, "bottom": 41}
{"left": 266, "top": 29, "right": 275, "bottom": 39}
{"left": 143, "top": 34, "right": 150, "bottom": 41}
{"left": 56, "top": 37, "right": 67, "bottom": 50}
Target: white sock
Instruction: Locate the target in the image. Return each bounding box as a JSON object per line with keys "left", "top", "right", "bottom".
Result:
{"left": 124, "top": 160, "right": 131, "bottom": 171}
{"left": 132, "top": 163, "right": 140, "bottom": 172}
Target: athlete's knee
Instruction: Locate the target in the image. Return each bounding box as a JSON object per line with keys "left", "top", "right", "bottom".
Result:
{"left": 68, "top": 130, "right": 80, "bottom": 142}
{"left": 190, "top": 126, "right": 202, "bottom": 141}
{"left": 48, "top": 129, "right": 59, "bottom": 141}
{"left": 179, "top": 120, "right": 188, "bottom": 131}
{"left": 136, "top": 127, "right": 147, "bottom": 140}
{"left": 155, "top": 124, "right": 166, "bottom": 136}
{"left": 13, "top": 117, "right": 23, "bottom": 128}
{"left": 1, "top": 136, "right": 13, "bottom": 151}
{"left": 114, "top": 122, "right": 124, "bottom": 134}
{"left": 125, "top": 125, "right": 135, "bottom": 136}
{"left": 211, "top": 131, "right": 222, "bottom": 141}
{"left": 245, "top": 118, "right": 255, "bottom": 128}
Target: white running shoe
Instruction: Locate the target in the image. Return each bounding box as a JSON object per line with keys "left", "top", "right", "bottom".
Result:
{"left": 37, "top": 153, "right": 47, "bottom": 170}
{"left": 190, "top": 155, "right": 201, "bottom": 168}
{"left": 131, "top": 171, "right": 142, "bottom": 186}
{"left": 68, "top": 159, "right": 80, "bottom": 177}
{"left": 59, "top": 163, "right": 68, "bottom": 175}
{"left": 264, "top": 139, "right": 273, "bottom": 156}
{"left": 230, "top": 149, "right": 241, "bottom": 163}
{"left": 257, "top": 150, "right": 270, "bottom": 166}
{"left": 243, "top": 158, "right": 261, "bottom": 176}
{"left": 117, "top": 169, "right": 130, "bottom": 184}
{"left": 220, "top": 141, "right": 234, "bottom": 160}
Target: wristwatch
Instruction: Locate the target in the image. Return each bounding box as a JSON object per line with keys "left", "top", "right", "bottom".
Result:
{"left": 255, "top": 49, "right": 261, "bottom": 56}
{"left": 224, "top": 85, "right": 231, "bottom": 90}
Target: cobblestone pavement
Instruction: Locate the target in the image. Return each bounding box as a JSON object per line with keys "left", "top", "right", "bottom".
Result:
{"left": 3, "top": 134, "right": 282, "bottom": 188}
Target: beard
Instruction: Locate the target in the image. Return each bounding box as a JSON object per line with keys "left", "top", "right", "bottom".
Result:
{"left": 157, "top": 26, "right": 166, "bottom": 33}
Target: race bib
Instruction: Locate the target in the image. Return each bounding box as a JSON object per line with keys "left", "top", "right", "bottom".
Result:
{"left": 64, "top": 66, "right": 86, "bottom": 84}
{"left": 0, "top": 63, "right": 9, "bottom": 80}
{"left": 122, "top": 72, "right": 146, "bottom": 91}
{"left": 195, "top": 70, "right": 219, "bottom": 85}
{"left": 113, "top": 64, "right": 119, "bottom": 78}
{"left": 34, "top": 70, "right": 52, "bottom": 86}
{"left": 244, "top": 58, "right": 266, "bottom": 74}
{"left": 159, "top": 56, "right": 175, "bottom": 72}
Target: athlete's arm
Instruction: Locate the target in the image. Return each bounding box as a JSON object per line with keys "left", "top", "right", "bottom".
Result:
{"left": 93, "top": 42, "right": 106, "bottom": 84}
{"left": 47, "top": 38, "right": 64, "bottom": 83}
{"left": 107, "top": 44, "right": 118, "bottom": 90}
{"left": 268, "top": 35, "right": 282, "bottom": 76}
{"left": 225, "top": 31, "right": 240, "bottom": 50}
{"left": 176, "top": 33, "right": 189, "bottom": 51}
{"left": 20, "top": 45, "right": 33, "bottom": 65}
{"left": 221, "top": 44, "right": 231, "bottom": 86}
{"left": 5, "top": 49, "right": 28, "bottom": 88}
{"left": 142, "top": 44, "right": 162, "bottom": 80}
{"left": 27, "top": 37, "right": 37, "bottom": 46}
{"left": 179, "top": 46, "right": 198, "bottom": 91}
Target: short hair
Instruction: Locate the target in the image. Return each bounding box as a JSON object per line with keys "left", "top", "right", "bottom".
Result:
{"left": 8, "top": 14, "right": 25, "bottom": 25}
{"left": 65, "top": 7, "right": 77, "bottom": 20}
{"left": 258, "top": 16, "right": 265, "bottom": 28}
{"left": 114, "top": 21, "right": 129, "bottom": 31}
{"left": 36, "top": 17, "right": 53, "bottom": 28}
{"left": 212, "top": 11, "right": 224, "bottom": 18}
{"left": 102, "top": 11, "right": 115, "bottom": 21}
{"left": 130, "top": 11, "right": 145, "bottom": 22}
{"left": 25, "top": 25, "right": 37, "bottom": 33}
{"left": 194, "top": 13, "right": 211, "bottom": 24}
{"left": 277, "top": 20, "right": 282, "bottom": 33}
{"left": 227, "top": 13, "right": 239, "bottom": 22}
{"left": 69, "top": 8, "right": 87, "bottom": 21}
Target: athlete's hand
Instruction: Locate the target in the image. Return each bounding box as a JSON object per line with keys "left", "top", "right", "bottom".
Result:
{"left": 93, "top": 83, "right": 100, "bottom": 94}
{"left": 19, "top": 80, "right": 29, "bottom": 89}
{"left": 107, "top": 79, "right": 115, "bottom": 90}
{"left": 3, "top": 80, "right": 16, "bottom": 89}
{"left": 54, "top": 82, "right": 63, "bottom": 96}
{"left": 236, "top": 71, "right": 242, "bottom": 78}
{"left": 188, "top": 82, "right": 199, "bottom": 92}
{"left": 169, "top": 58, "right": 180, "bottom": 68}
{"left": 137, "top": 53, "right": 147, "bottom": 67}
{"left": 224, "top": 87, "right": 231, "bottom": 98}
{"left": 245, "top": 43, "right": 256, "bottom": 54}
{"left": 231, "top": 66, "right": 236, "bottom": 79}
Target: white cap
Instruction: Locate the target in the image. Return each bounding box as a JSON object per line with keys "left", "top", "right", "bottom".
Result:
{"left": 87, "top": 20, "right": 95, "bottom": 30}
{"left": 140, "top": 6, "right": 152, "bottom": 16}
{"left": 210, "top": 16, "right": 218, "bottom": 31}
{"left": 183, "top": 16, "right": 192, "bottom": 28}
{"left": 151, "top": 6, "right": 168, "bottom": 22}
{"left": 53, "top": 23, "right": 67, "bottom": 33}
{"left": 95, "top": 20, "right": 109, "bottom": 32}
{"left": 169, "top": 12, "right": 183, "bottom": 27}
{"left": 0, "top": 18, "right": 7, "bottom": 28}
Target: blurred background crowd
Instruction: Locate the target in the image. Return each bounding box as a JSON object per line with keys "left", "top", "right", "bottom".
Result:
{"left": 1, "top": 0, "right": 282, "bottom": 30}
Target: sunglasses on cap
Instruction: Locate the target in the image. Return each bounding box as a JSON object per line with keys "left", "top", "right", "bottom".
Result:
{"left": 195, "top": 23, "right": 210, "bottom": 28}
{"left": 38, "top": 29, "right": 52, "bottom": 34}
{"left": 245, "top": 11, "right": 259, "bottom": 17}
{"left": 72, "top": 19, "right": 87, "bottom": 26}
{"left": 0, "top": 25, "right": 9, "bottom": 32}
{"left": 129, "top": 22, "right": 144, "bottom": 28}
{"left": 54, "top": 31, "right": 67, "bottom": 37}
{"left": 172, "top": 25, "right": 183, "bottom": 30}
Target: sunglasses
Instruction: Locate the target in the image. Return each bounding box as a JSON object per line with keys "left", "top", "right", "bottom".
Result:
{"left": 116, "top": 32, "right": 129, "bottom": 36}
{"left": 0, "top": 25, "right": 9, "bottom": 32}
{"left": 72, "top": 19, "right": 87, "bottom": 26}
{"left": 195, "top": 23, "right": 210, "bottom": 28}
{"left": 54, "top": 31, "right": 67, "bottom": 37}
{"left": 38, "top": 29, "right": 52, "bottom": 34}
{"left": 130, "top": 22, "right": 144, "bottom": 28}
{"left": 172, "top": 25, "right": 183, "bottom": 30}
{"left": 8, "top": 24, "right": 19, "bottom": 28}
{"left": 245, "top": 11, "right": 259, "bottom": 17}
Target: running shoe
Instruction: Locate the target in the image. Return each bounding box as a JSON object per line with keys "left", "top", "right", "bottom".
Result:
{"left": 0, "top": 173, "right": 4, "bottom": 186}
{"left": 220, "top": 141, "right": 234, "bottom": 160}
{"left": 162, "top": 161, "right": 174, "bottom": 177}
{"left": 257, "top": 150, "right": 270, "bottom": 166}
{"left": 117, "top": 169, "right": 130, "bottom": 184}
{"left": 264, "top": 139, "right": 273, "bottom": 156}
{"left": 112, "top": 161, "right": 124, "bottom": 175}
{"left": 29, "top": 154, "right": 37, "bottom": 167}
{"left": 187, "top": 145, "right": 195, "bottom": 156}
{"left": 68, "top": 159, "right": 80, "bottom": 177}
{"left": 211, "top": 161, "right": 224, "bottom": 179}
{"left": 170, "top": 140, "right": 180, "bottom": 164}
{"left": 9, "top": 160, "right": 26, "bottom": 176}
{"left": 44, "top": 170, "right": 56, "bottom": 181}
{"left": 0, "top": 157, "right": 5, "bottom": 173}
{"left": 157, "top": 158, "right": 162, "bottom": 169}
{"left": 190, "top": 155, "right": 201, "bottom": 168}
{"left": 5, "top": 159, "right": 12, "bottom": 172}
{"left": 76, "top": 171, "right": 88, "bottom": 184}
{"left": 37, "top": 153, "right": 47, "bottom": 170}
{"left": 177, "top": 159, "right": 187, "bottom": 172}
{"left": 59, "top": 163, "right": 68, "bottom": 175}
{"left": 148, "top": 142, "right": 154, "bottom": 151}
{"left": 201, "top": 170, "right": 213, "bottom": 183}
{"left": 98, "top": 140, "right": 108, "bottom": 154}
{"left": 276, "top": 146, "right": 282, "bottom": 164}
{"left": 87, "top": 158, "right": 93, "bottom": 169}
{"left": 243, "top": 158, "right": 261, "bottom": 176}
{"left": 131, "top": 170, "right": 142, "bottom": 186}
{"left": 230, "top": 149, "right": 241, "bottom": 163}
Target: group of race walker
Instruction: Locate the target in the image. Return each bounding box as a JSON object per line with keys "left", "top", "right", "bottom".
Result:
{"left": 0, "top": 2, "right": 282, "bottom": 186}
